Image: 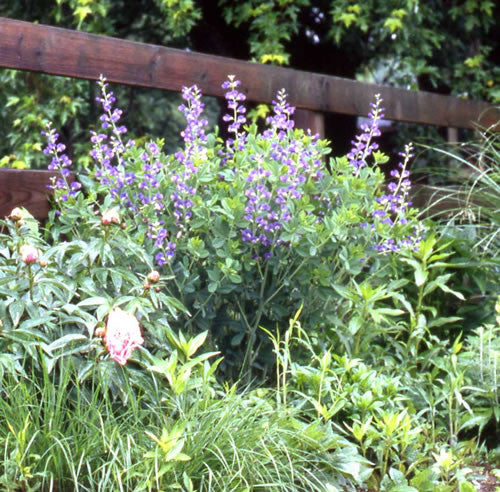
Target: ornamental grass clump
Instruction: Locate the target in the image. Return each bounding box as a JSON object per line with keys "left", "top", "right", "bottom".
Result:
{"left": 36, "top": 74, "right": 425, "bottom": 380}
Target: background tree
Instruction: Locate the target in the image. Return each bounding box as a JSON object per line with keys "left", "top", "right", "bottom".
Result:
{"left": 0, "top": 0, "right": 498, "bottom": 168}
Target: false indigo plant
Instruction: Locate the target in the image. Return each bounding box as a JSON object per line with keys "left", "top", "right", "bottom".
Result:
{"left": 40, "top": 74, "right": 424, "bottom": 381}
{"left": 42, "top": 123, "right": 82, "bottom": 204}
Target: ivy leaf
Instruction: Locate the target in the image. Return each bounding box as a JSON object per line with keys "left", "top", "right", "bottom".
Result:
{"left": 384, "top": 17, "right": 403, "bottom": 33}
{"left": 336, "top": 13, "right": 357, "bottom": 28}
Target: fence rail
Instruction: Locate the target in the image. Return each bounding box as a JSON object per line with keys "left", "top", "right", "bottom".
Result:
{"left": 0, "top": 16, "right": 498, "bottom": 218}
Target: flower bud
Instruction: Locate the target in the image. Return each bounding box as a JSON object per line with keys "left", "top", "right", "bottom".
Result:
{"left": 9, "top": 207, "right": 23, "bottom": 221}
{"left": 143, "top": 282, "right": 151, "bottom": 290}
{"left": 94, "top": 326, "right": 106, "bottom": 338}
{"left": 147, "top": 270, "right": 160, "bottom": 284}
{"left": 39, "top": 258, "right": 48, "bottom": 267}
{"left": 101, "top": 208, "right": 120, "bottom": 225}
{"left": 20, "top": 244, "right": 40, "bottom": 264}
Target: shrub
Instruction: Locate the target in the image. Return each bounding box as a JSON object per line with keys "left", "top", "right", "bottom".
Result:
{"left": 14, "top": 75, "right": 425, "bottom": 383}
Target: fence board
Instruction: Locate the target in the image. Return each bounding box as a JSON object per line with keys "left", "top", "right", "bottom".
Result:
{"left": 0, "top": 169, "right": 75, "bottom": 219}
{"left": 0, "top": 17, "right": 498, "bottom": 130}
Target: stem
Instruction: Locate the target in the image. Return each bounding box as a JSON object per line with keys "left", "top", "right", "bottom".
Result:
{"left": 167, "top": 262, "right": 185, "bottom": 306}
{"left": 239, "top": 259, "right": 270, "bottom": 382}
{"left": 381, "top": 440, "right": 391, "bottom": 479}
{"left": 264, "top": 257, "right": 308, "bottom": 306}
{"left": 409, "top": 282, "right": 425, "bottom": 355}
{"left": 448, "top": 391, "right": 454, "bottom": 444}
{"left": 27, "top": 264, "right": 34, "bottom": 301}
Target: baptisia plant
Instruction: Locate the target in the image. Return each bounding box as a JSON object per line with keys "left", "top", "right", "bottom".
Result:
{"left": 40, "top": 75, "right": 423, "bottom": 381}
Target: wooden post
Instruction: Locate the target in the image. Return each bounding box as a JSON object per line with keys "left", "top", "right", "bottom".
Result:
{"left": 294, "top": 109, "right": 325, "bottom": 138}
{"left": 447, "top": 127, "right": 459, "bottom": 143}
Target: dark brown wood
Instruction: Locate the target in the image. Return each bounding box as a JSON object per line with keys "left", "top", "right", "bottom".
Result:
{"left": 0, "top": 17, "right": 498, "bottom": 130}
{"left": 294, "top": 109, "right": 325, "bottom": 138}
{"left": 0, "top": 169, "right": 74, "bottom": 219}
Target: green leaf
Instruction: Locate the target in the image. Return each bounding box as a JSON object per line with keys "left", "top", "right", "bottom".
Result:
{"left": 78, "top": 296, "right": 110, "bottom": 307}
{"left": 436, "top": 283, "right": 465, "bottom": 300}
{"left": 414, "top": 265, "right": 428, "bottom": 287}
{"left": 186, "top": 331, "right": 208, "bottom": 358}
{"left": 384, "top": 17, "right": 403, "bottom": 33}
{"left": 336, "top": 12, "right": 357, "bottom": 28}
{"left": 410, "top": 468, "right": 439, "bottom": 490}
{"left": 19, "top": 316, "right": 54, "bottom": 330}
{"left": 427, "top": 316, "right": 462, "bottom": 328}
{"left": 375, "top": 308, "right": 405, "bottom": 316}
{"left": 46, "top": 334, "right": 88, "bottom": 352}
{"left": 458, "top": 482, "right": 476, "bottom": 492}
{"left": 389, "top": 486, "right": 418, "bottom": 492}
{"left": 8, "top": 300, "right": 24, "bottom": 327}
{"left": 348, "top": 316, "right": 363, "bottom": 335}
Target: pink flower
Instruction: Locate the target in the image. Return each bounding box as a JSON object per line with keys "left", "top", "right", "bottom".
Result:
{"left": 104, "top": 307, "right": 144, "bottom": 365}
{"left": 20, "top": 244, "right": 40, "bottom": 264}
{"left": 101, "top": 208, "right": 120, "bottom": 225}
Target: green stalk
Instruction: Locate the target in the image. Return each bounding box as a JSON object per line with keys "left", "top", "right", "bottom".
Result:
{"left": 239, "top": 260, "right": 269, "bottom": 382}
{"left": 409, "top": 281, "right": 425, "bottom": 356}
{"left": 27, "top": 263, "right": 34, "bottom": 301}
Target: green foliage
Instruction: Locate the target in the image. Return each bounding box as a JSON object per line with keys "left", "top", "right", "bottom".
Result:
{"left": 263, "top": 311, "right": 496, "bottom": 491}
{"left": 0, "top": 204, "right": 184, "bottom": 403}
{"left": 39, "top": 80, "right": 428, "bottom": 383}
{"left": 458, "top": 298, "right": 500, "bottom": 438}
{"left": 419, "top": 127, "right": 500, "bottom": 261}
{"left": 0, "top": 0, "right": 208, "bottom": 170}
{"left": 0, "top": 338, "right": 368, "bottom": 490}
{"left": 218, "top": 0, "right": 498, "bottom": 101}
{"left": 220, "top": 0, "right": 309, "bottom": 64}
{"left": 1, "top": 71, "right": 498, "bottom": 490}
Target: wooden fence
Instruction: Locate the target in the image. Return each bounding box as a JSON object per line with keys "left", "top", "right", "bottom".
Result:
{"left": 0, "top": 17, "right": 498, "bottom": 218}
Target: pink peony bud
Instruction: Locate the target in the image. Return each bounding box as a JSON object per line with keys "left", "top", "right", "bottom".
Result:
{"left": 20, "top": 244, "right": 40, "bottom": 264}
{"left": 147, "top": 270, "right": 161, "bottom": 284}
{"left": 94, "top": 326, "right": 106, "bottom": 338}
{"left": 101, "top": 208, "right": 120, "bottom": 225}
{"left": 104, "top": 307, "right": 144, "bottom": 365}
{"left": 9, "top": 207, "right": 23, "bottom": 221}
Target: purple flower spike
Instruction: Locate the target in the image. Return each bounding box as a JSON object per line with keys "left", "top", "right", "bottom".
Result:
{"left": 42, "top": 123, "right": 81, "bottom": 205}
{"left": 347, "top": 94, "right": 384, "bottom": 173}
{"left": 375, "top": 143, "right": 414, "bottom": 222}
{"left": 222, "top": 75, "right": 247, "bottom": 153}
{"left": 92, "top": 75, "right": 130, "bottom": 203}
{"left": 266, "top": 89, "right": 295, "bottom": 137}
{"left": 371, "top": 142, "right": 423, "bottom": 254}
